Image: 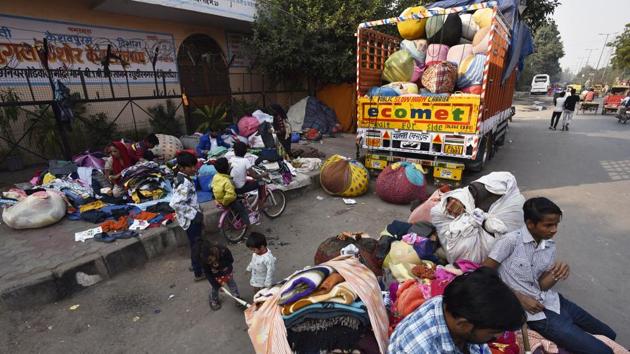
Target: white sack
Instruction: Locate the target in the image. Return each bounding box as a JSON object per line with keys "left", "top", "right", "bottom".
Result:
{"left": 3, "top": 190, "right": 66, "bottom": 229}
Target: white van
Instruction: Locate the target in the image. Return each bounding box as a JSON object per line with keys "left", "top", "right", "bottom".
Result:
{"left": 530, "top": 74, "right": 550, "bottom": 95}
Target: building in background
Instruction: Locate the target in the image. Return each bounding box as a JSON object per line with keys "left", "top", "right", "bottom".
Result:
{"left": 0, "top": 0, "right": 305, "bottom": 166}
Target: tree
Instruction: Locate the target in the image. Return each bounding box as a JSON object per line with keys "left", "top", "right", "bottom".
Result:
{"left": 517, "top": 20, "right": 564, "bottom": 90}
{"left": 609, "top": 23, "right": 630, "bottom": 72}
{"left": 246, "top": 0, "right": 422, "bottom": 89}
{"left": 248, "top": 0, "right": 560, "bottom": 88}
{"left": 521, "top": 0, "right": 560, "bottom": 35}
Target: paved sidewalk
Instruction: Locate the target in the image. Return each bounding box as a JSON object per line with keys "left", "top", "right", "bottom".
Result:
{"left": 0, "top": 137, "right": 349, "bottom": 310}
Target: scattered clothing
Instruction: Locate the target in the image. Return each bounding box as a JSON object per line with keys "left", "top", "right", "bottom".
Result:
{"left": 169, "top": 172, "right": 201, "bottom": 231}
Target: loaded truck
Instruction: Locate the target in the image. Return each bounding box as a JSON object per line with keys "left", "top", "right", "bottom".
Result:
{"left": 355, "top": 1, "right": 529, "bottom": 185}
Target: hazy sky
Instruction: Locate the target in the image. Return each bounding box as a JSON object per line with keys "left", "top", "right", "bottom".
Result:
{"left": 553, "top": 0, "right": 628, "bottom": 73}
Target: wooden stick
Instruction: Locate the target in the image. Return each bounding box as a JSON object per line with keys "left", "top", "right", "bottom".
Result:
{"left": 522, "top": 323, "right": 532, "bottom": 354}
{"left": 220, "top": 287, "right": 251, "bottom": 308}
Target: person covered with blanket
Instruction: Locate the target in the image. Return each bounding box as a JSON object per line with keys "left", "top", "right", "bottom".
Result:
{"left": 430, "top": 172, "right": 525, "bottom": 264}
{"left": 169, "top": 152, "right": 204, "bottom": 281}
{"left": 194, "top": 239, "right": 241, "bottom": 310}
{"left": 389, "top": 267, "right": 525, "bottom": 354}
{"left": 483, "top": 197, "right": 617, "bottom": 354}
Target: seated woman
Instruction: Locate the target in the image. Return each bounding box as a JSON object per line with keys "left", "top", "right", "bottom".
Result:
{"left": 430, "top": 171, "right": 525, "bottom": 264}
{"left": 103, "top": 141, "right": 134, "bottom": 197}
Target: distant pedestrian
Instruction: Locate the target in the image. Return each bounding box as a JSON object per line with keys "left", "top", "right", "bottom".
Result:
{"left": 169, "top": 152, "right": 204, "bottom": 282}
{"left": 549, "top": 91, "right": 566, "bottom": 130}
{"left": 195, "top": 239, "right": 241, "bottom": 311}
{"left": 562, "top": 88, "right": 579, "bottom": 131}
{"left": 245, "top": 232, "right": 276, "bottom": 295}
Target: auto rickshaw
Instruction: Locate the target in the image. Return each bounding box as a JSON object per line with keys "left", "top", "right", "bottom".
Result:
{"left": 602, "top": 85, "right": 630, "bottom": 115}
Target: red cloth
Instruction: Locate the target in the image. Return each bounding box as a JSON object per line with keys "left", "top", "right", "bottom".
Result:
{"left": 489, "top": 331, "right": 519, "bottom": 354}
{"left": 110, "top": 141, "right": 134, "bottom": 183}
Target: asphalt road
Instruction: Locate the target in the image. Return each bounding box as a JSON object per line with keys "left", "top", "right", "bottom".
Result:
{"left": 2, "top": 100, "right": 629, "bottom": 353}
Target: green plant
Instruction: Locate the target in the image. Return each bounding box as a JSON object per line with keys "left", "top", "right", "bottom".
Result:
{"left": 0, "top": 89, "right": 21, "bottom": 152}
{"left": 75, "top": 112, "right": 118, "bottom": 151}
{"left": 148, "top": 99, "right": 183, "bottom": 136}
{"left": 229, "top": 98, "right": 260, "bottom": 120}
{"left": 193, "top": 103, "right": 230, "bottom": 133}
{"left": 26, "top": 105, "right": 63, "bottom": 158}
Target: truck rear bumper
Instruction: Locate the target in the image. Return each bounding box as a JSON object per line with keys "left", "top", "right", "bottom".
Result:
{"left": 365, "top": 153, "right": 465, "bottom": 182}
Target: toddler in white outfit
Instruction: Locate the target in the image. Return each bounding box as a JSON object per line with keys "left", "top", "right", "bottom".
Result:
{"left": 245, "top": 232, "right": 276, "bottom": 293}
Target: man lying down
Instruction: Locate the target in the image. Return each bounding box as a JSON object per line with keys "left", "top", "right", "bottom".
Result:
{"left": 430, "top": 171, "right": 525, "bottom": 264}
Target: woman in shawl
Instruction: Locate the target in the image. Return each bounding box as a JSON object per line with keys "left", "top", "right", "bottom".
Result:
{"left": 104, "top": 141, "right": 134, "bottom": 197}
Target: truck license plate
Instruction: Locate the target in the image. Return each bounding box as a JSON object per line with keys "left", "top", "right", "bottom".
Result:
{"left": 366, "top": 138, "right": 381, "bottom": 147}
{"left": 444, "top": 144, "right": 463, "bottom": 155}
{"left": 440, "top": 169, "right": 453, "bottom": 178}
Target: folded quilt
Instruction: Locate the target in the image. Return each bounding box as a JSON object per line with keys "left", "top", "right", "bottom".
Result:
{"left": 283, "top": 301, "right": 368, "bottom": 329}
{"left": 279, "top": 265, "right": 333, "bottom": 305}
{"left": 281, "top": 282, "right": 357, "bottom": 316}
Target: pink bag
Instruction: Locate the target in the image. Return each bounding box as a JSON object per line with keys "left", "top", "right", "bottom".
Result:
{"left": 237, "top": 116, "right": 260, "bottom": 137}
{"left": 425, "top": 44, "right": 449, "bottom": 66}
{"left": 408, "top": 188, "right": 446, "bottom": 224}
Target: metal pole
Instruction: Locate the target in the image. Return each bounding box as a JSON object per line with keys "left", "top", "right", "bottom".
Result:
{"left": 595, "top": 33, "right": 616, "bottom": 71}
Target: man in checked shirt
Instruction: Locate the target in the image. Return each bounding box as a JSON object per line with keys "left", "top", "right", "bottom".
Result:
{"left": 483, "top": 197, "right": 617, "bottom": 354}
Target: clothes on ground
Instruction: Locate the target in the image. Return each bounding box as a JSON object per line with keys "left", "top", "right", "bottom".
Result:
{"left": 196, "top": 133, "right": 228, "bottom": 158}
{"left": 230, "top": 156, "right": 253, "bottom": 189}
{"left": 389, "top": 296, "right": 491, "bottom": 354}
{"left": 211, "top": 172, "right": 237, "bottom": 206}
{"left": 169, "top": 172, "right": 201, "bottom": 230}
{"left": 246, "top": 250, "right": 276, "bottom": 288}
{"left": 489, "top": 225, "right": 558, "bottom": 321}
{"left": 79, "top": 200, "right": 107, "bottom": 213}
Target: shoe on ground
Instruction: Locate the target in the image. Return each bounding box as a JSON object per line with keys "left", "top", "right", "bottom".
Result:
{"left": 194, "top": 274, "right": 206, "bottom": 282}
{"left": 565, "top": 125, "right": 569, "bottom": 131}
{"left": 209, "top": 300, "right": 222, "bottom": 311}
{"left": 548, "top": 126, "right": 553, "bottom": 130}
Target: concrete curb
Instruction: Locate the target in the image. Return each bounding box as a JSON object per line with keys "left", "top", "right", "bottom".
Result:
{"left": 0, "top": 171, "right": 320, "bottom": 311}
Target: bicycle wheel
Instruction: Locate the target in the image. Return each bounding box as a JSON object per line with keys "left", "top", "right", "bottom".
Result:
{"left": 221, "top": 211, "right": 248, "bottom": 244}
{"left": 262, "top": 189, "right": 286, "bottom": 218}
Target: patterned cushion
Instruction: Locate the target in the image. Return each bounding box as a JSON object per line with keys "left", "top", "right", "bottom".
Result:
{"left": 421, "top": 61, "right": 458, "bottom": 94}
{"left": 320, "top": 155, "right": 369, "bottom": 197}
{"left": 153, "top": 134, "right": 183, "bottom": 160}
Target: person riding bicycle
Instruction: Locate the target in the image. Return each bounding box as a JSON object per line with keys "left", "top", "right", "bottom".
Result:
{"left": 212, "top": 157, "right": 251, "bottom": 226}
{"left": 230, "top": 142, "right": 267, "bottom": 206}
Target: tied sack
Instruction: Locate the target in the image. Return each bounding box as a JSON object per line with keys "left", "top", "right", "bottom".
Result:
{"left": 320, "top": 155, "right": 369, "bottom": 197}
{"left": 382, "top": 50, "right": 415, "bottom": 83}
{"left": 376, "top": 162, "right": 427, "bottom": 205}
{"left": 421, "top": 61, "right": 458, "bottom": 94}
{"left": 3, "top": 190, "right": 66, "bottom": 229}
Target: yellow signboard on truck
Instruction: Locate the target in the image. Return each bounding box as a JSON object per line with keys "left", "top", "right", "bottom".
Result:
{"left": 357, "top": 95, "right": 480, "bottom": 134}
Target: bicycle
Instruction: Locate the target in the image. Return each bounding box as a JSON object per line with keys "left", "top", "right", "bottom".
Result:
{"left": 217, "top": 166, "right": 287, "bottom": 243}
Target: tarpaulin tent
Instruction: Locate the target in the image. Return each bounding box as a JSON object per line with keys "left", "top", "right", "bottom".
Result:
{"left": 286, "top": 96, "right": 340, "bottom": 134}
{"left": 316, "top": 84, "right": 356, "bottom": 133}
